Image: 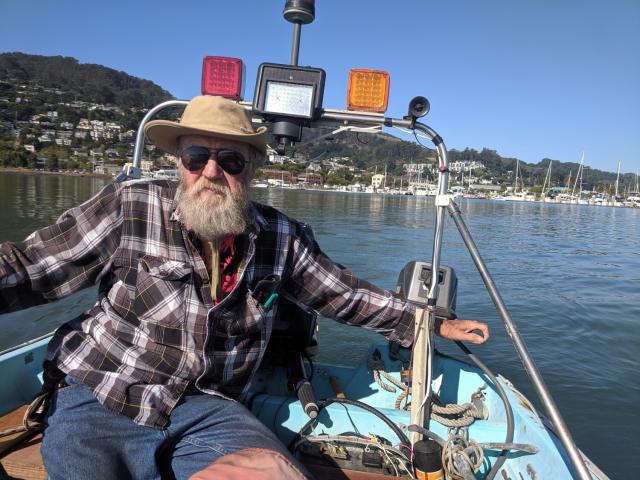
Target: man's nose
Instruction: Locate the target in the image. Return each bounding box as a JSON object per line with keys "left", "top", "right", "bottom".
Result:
{"left": 201, "top": 158, "right": 224, "bottom": 179}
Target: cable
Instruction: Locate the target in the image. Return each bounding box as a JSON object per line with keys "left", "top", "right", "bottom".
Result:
{"left": 287, "top": 397, "right": 411, "bottom": 451}
{"left": 294, "top": 434, "right": 415, "bottom": 478}
{"left": 455, "top": 341, "right": 514, "bottom": 480}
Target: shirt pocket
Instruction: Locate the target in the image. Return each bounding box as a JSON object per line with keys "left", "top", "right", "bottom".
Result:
{"left": 134, "top": 255, "right": 193, "bottom": 327}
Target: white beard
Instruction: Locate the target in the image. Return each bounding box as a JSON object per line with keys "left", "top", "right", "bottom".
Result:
{"left": 176, "top": 177, "right": 250, "bottom": 243}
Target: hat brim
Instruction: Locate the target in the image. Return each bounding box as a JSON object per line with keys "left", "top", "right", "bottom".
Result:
{"left": 144, "top": 120, "right": 268, "bottom": 156}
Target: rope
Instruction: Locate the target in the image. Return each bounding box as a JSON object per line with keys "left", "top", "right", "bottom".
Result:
{"left": 371, "top": 362, "right": 486, "bottom": 427}
{"left": 0, "top": 392, "right": 48, "bottom": 439}
{"left": 394, "top": 388, "right": 410, "bottom": 410}
{"left": 0, "top": 392, "right": 48, "bottom": 458}
{"left": 441, "top": 433, "right": 484, "bottom": 480}
{"left": 373, "top": 370, "right": 397, "bottom": 393}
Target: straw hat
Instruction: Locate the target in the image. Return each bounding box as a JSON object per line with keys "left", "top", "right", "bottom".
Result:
{"left": 144, "top": 95, "right": 268, "bottom": 156}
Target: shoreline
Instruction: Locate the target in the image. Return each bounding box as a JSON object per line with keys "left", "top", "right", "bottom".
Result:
{"left": 0, "top": 167, "right": 112, "bottom": 179}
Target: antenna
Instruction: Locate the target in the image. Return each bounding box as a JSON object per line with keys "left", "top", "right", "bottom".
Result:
{"left": 283, "top": 0, "right": 315, "bottom": 66}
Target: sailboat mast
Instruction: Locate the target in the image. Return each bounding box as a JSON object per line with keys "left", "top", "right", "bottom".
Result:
{"left": 383, "top": 163, "right": 387, "bottom": 190}
{"left": 615, "top": 161, "right": 621, "bottom": 197}
{"left": 542, "top": 160, "right": 552, "bottom": 198}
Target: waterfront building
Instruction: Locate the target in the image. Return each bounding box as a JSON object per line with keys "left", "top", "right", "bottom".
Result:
{"left": 297, "top": 172, "right": 324, "bottom": 185}
{"left": 371, "top": 173, "right": 385, "bottom": 189}
{"left": 262, "top": 169, "right": 295, "bottom": 184}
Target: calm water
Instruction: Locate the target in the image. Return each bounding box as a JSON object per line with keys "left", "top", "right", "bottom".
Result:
{"left": 0, "top": 171, "right": 638, "bottom": 478}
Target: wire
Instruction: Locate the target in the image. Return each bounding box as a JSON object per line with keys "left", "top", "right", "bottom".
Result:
{"left": 455, "top": 341, "right": 514, "bottom": 480}
{"left": 287, "top": 397, "right": 411, "bottom": 451}
{"left": 294, "top": 434, "right": 415, "bottom": 478}
{"left": 377, "top": 444, "right": 400, "bottom": 476}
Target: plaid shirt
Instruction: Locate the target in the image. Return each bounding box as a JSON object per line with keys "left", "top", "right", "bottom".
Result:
{"left": 0, "top": 179, "right": 415, "bottom": 428}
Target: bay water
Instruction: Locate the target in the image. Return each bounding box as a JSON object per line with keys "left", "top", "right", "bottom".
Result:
{"left": 0, "top": 171, "right": 638, "bottom": 477}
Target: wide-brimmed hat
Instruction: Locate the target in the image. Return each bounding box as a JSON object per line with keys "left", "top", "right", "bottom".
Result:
{"left": 144, "top": 95, "right": 268, "bottom": 156}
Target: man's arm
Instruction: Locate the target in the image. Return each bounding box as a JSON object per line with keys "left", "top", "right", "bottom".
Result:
{"left": 0, "top": 182, "right": 123, "bottom": 313}
{"left": 283, "top": 224, "right": 489, "bottom": 347}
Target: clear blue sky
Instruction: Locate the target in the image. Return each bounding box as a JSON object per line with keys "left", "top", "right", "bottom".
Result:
{"left": 2, "top": 0, "right": 639, "bottom": 173}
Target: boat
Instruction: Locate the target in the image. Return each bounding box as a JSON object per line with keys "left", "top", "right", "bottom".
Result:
{"left": 0, "top": 2, "right": 606, "bottom": 479}
{"left": 504, "top": 159, "right": 534, "bottom": 201}
{"left": 0, "top": 330, "right": 608, "bottom": 479}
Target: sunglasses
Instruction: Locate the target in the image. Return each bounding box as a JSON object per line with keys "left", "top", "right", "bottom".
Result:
{"left": 179, "top": 146, "right": 247, "bottom": 175}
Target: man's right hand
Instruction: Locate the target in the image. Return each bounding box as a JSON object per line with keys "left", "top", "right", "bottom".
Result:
{"left": 435, "top": 318, "right": 489, "bottom": 345}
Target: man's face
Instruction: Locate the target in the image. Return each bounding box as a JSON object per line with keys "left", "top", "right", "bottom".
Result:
{"left": 175, "top": 135, "right": 257, "bottom": 241}
{"left": 177, "top": 135, "right": 255, "bottom": 195}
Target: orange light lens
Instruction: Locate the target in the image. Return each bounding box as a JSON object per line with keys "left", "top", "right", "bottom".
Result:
{"left": 347, "top": 69, "right": 390, "bottom": 113}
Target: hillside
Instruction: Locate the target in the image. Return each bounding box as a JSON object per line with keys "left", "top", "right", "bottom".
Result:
{"left": 0, "top": 53, "right": 634, "bottom": 191}
{"left": 0, "top": 52, "right": 172, "bottom": 108}
{"left": 0, "top": 53, "right": 175, "bottom": 171}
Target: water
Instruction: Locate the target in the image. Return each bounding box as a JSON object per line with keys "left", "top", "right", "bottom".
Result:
{"left": 1, "top": 172, "right": 638, "bottom": 477}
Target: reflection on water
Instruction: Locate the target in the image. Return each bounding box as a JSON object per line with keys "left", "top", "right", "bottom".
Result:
{"left": 0, "top": 174, "right": 638, "bottom": 477}
{"left": 0, "top": 172, "right": 111, "bottom": 242}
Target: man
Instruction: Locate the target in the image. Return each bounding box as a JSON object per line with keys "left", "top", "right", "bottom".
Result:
{"left": 0, "top": 95, "right": 488, "bottom": 479}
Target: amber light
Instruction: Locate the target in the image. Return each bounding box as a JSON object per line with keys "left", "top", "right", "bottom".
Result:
{"left": 347, "top": 69, "right": 390, "bottom": 113}
{"left": 201, "top": 56, "right": 245, "bottom": 100}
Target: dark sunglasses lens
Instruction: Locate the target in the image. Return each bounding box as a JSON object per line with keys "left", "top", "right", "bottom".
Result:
{"left": 180, "top": 147, "right": 210, "bottom": 171}
{"left": 216, "top": 150, "right": 246, "bottom": 175}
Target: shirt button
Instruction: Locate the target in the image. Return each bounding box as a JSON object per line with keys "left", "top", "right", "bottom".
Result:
{"left": 160, "top": 270, "right": 168, "bottom": 276}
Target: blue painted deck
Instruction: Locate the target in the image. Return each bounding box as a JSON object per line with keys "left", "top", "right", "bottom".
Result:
{"left": 0, "top": 337, "right": 605, "bottom": 479}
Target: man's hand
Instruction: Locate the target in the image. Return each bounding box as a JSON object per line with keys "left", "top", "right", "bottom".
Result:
{"left": 435, "top": 318, "right": 489, "bottom": 345}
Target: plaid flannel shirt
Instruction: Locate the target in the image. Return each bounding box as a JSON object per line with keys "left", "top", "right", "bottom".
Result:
{"left": 0, "top": 179, "right": 415, "bottom": 428}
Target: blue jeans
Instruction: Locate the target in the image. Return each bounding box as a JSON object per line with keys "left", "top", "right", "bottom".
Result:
{"left": 41, "top": 379, "right": 308, "bottom": 479}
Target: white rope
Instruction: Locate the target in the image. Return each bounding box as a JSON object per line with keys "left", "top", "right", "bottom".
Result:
{"left": 441, "top": 433, "right": 484, "bottom": 480}
{"left": 371, "top": 342, "right": 487, "bottom": 428}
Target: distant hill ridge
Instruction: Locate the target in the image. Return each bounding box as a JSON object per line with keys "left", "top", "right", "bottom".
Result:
{"left": 0, "top": 52, "right": 173, "bottom": 108}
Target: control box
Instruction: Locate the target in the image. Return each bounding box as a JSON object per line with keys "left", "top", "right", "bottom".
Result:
{"left": 395, "top": 261, "right": 457, "bottom": 319}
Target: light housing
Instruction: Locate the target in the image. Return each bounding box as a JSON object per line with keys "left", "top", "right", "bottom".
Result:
{"left": 201, "top": 56, "right": 245, "bottom": 100}
{"left": 347, "top": 69, "right": 390, "bottom": 113}
{"left": 253, "top": 63, "right": 325, "bottom": 120}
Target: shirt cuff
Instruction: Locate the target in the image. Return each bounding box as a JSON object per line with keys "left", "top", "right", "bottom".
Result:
{"left": 387, "top": 302, "right": 416, "bottom": 348}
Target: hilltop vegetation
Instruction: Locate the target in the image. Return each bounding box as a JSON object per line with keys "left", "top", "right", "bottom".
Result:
{"left": 0, "top": 53, "right": 172, "bottom": 108}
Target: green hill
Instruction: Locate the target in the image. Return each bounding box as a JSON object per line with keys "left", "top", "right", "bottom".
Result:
{"left": 0, "top": 52, "right": 172, "bottom": 108}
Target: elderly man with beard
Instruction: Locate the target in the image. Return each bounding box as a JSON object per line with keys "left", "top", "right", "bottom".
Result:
{"left": 0, "top": 96, "right": 488, "bottom": 480}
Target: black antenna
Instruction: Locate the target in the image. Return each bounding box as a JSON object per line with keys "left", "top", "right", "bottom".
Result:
{"left": 283, "top": 0, "right": 315, "bottom": 66}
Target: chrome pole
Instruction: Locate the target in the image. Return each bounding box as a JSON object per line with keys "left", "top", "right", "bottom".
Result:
{"left": 131, "top": 100, "right": 189, "bottom": 176}
{"left": 447, "top": 200, "right": 592, "bottom": 480}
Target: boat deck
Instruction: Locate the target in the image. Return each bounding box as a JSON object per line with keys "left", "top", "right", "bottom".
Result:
{"left": 0, "top": 405, "right": 45, "bottom": 480}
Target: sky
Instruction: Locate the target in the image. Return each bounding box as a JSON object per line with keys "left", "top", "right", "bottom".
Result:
{"left": 2, "top": 0, "right": 639, "bottom": 174}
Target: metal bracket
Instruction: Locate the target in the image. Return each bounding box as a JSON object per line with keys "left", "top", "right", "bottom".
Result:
{"left": 435, "top": 194, "right": 453, "bottom": 207}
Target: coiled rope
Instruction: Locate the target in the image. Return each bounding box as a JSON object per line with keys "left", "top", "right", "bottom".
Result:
{"left": 441, "top": 432, "right": 484, "bottom": 480}
{"left": 371, "top": 365, "right": 486, "bottom": 428}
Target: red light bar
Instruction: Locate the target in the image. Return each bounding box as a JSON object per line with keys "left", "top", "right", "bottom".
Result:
{"left": 201, "top": 56, "right": 245, "bottom": 100}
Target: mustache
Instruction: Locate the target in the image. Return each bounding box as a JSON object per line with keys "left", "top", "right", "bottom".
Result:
{"left": 189, "top": 178, "right": 230, "bottom": 195}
